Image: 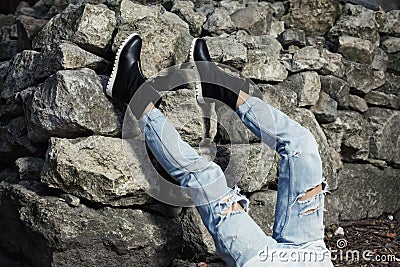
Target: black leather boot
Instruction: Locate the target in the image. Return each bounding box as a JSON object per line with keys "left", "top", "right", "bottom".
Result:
{"left": 106, "top": 33, "right": 161, "bottom": 119}
{"left": 190, "top": 38, "right": 250, "bottom": 111}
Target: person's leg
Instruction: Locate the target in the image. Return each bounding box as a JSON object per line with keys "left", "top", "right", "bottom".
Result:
{"left": 190, "top": 38, "right": 327, "bottom": 246}
{"left": 138, "top": 103, "right": 278, "bottom": 266}
{"left": 236, "top": 91, "right": 327, "bottom": 245}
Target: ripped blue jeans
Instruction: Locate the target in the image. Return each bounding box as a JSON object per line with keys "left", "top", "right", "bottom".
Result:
{"left": 138, "top": 97, "right": 333, "bottom": 267}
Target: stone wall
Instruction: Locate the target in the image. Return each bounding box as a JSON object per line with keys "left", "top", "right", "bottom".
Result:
{"left": 0, "top": 0, "right": 399, "bottom": 266}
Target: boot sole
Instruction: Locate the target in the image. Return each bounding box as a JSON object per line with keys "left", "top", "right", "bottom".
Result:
{"left": 106, "top": 33, "right": 139, "bottom": 99}
{"left": 190, "top": 38, "right": 205, "bottom": 104}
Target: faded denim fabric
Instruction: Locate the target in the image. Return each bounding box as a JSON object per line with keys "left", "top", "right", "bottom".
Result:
{"left": 138, "top": 96, "right": 333, "bottom": 267}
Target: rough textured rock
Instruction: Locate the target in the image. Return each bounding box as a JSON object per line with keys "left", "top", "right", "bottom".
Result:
{"left": 214, "top": 102, "right": 259, "bottom": 144}
{"left": 248, "top": 190, "right": 277, "bottom": 236}
{"left": 21, "top": 68, "right": 120, "bottom": 142}
{"left": 325, "top": 163, "right": 400, "bottom": 221}
{"left": 337, "top": 36, "right": 376, "bottom": 64}
{"left": 158, "top": 89, "right": 216, "bottom": 146}
{"left": 281, "top": 46, "right": 345, "bottom": 76}
{"left": 16, "top": 15, "right": 47, "bottom": 50}
{"left": 387, "top": 51, "right": 400, "bottom": 75}
{"left": 204, "top": 36, "right": 248, "bottom": 68}
{"left": 282, "top": 71, "right": 321, "bottom": 107}
{"left": 214, "top": 143, "right": 279, "bottom": 193}
{"left": 41, "top": 135, "right": 153, "bottom": 206}
{"left": 322, "top": 111, "right": 369, "bottom": 163}
{"left": 171, "top": 0, "right": 206, "bottom": 37}
{"left": 15, "top": 156, "right": 44, "bottom": 180}
{"left": 310, "top": 91, "right": 338, "bottom": 123}
{"left": 0, "top": 117, "right": 39, "bottom": 165}
{"left": 344, "top": 61, "right": 386, "bottom": 93}
{"left": 242, "top": 50, "right": 287, "bottom": 82}
{"left": 118, "top": 0, "right": 163, "bottom": 25}
{"left": 363, "top": 108, "right": 400, "bottom": 166}
{"left": 203, "top": 8, "right": 235, "bottom": 36}
{"left": 33, "top": 4, "right": 116, "bottom": 55}
{"left": 365, "top": 90, "right": 400, "bottom": 109}
{"left": 283, "top": 0, "right": 339, "bottom": 35}
{"left": 320, "top": 75, "right": 350, "bottom": 108}
{"left": 0, "top": 40, "right": 18, "bottom": 60}
{"left": 230, "top": 5, "right": 273, "bottom": 36}
{"left": 371, "top": 47, "right": 389, "bottom": 71}
{"left": 375, "top": 10, "right": 400, "bottom": 37}
{"left": 349, "top": 94, "right": 369, "bottom": 113}
{"left": 381, "top": 37, "right": 400, "bottom": 53}
{"left": 328, "top": 4, "right": 380, "bottom": 45}
{"left": 0, "top": 181, "right": 182, "bottom": 266}
{"left": 277, "top": 28, "right": 306, "bottom": 49}
{"left": 260, "top": 84, "right": 298, "bottom": 115}
{"left": 180, "top": 208, "right": 217, "bottom": 262}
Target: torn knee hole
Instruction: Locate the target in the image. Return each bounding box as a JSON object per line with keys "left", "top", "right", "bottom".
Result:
{"left": 299, "top": 183, "right": 323, "bottom": 202}
{"left": 302, "top": 207, "right": 318, "bottom": 215}
{"left": 221, "top": 202, "right": 244, "bottom": 216}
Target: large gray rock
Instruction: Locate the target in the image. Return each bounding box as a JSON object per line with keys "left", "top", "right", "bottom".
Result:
{"left": 41, "top": 135, "right": 153, "bottom": 206}
{"left": 114, "top": 15, "right": 191, "bottom": 78}
{"left": 322, "top": 111, "right": 369, "bottom": 163}
{"left": 381, "top": 37, "right": 400, "bottom": 53}
{"left": 310, "top": 91, "right": 338, "bottom": 124}
{"left": 365, "top": 90, "right": 400, "bottom": 109}
{"left": 277, "top": 28, "right": 306, "bottom": 49}
{"left": 158, "top": 89, "right": 216, "bottom": 146}
{"left": 387, "top": 52, "right": 400, "bottom": 75}
{"left": 33, "top": 4, "right": 116, "bottom": 55}
{"left": 283, "top": 0, "right": 338, "bottom": 35}
{"left": 171, "top": 0, "right": 206, "bottom": 37}
{"left": 180, "top": 208, "right": 217, "bottom": 262}
{"left": 337, "top": 36, "right": 376, "bottom": 64}
{"left": 230, "top": 5, "right": 273, "bottom": 36}
{"left": 0, "top": 181, "right": 182, "bottom": 267}
{"left": 319, "top": 75, "right": 350, "bottom": 108}
{"left": 242, "top": 50, "right": 288, "bottom": 82}
{"left": 363, "top": 108, "right": 400, "bottom": 166}
{"left": 0, "top": 117, "right": 39, "bottom": 164}
{"left": 1, "top": 50, "right": 42, "bottom": 100}
{"left": 371, "top": 47, "right": 388, "bottom": 72}
{"left": 15, "top": 156, "right": 44, "bottom": 181}
{"left": 214, "top": 143, "right": 279, "bottom": 193}
{"left": 203, "top": 36, "right": 248, "bottom": 68}
{"left": 325, "top": 164, "right": 400, "bottom": 221}
{"left": 21, "top": 68, "right": 120, "bottom": 142}
{"left": 40, "top": 42, "right": 109, "bottom": 74}
{"left": 343, "top": 60, "right": 386, "bottom": 94}
{"left": 375, "top": 10, "right": 400, "bottom": 37}
{"left": 118, "top": 0, "right": 163, "bottom": 25}
{"left": 282, "top": 47, "right": 345, "bottom": 77}
{"left": 328, "top": 4, "right": 380, "bottom": 46}
{"left": 260, "top": 84, "right": 298, "bottom": 115}
{"left": 203, "top": 8, "right": 235, "bottom": 36}
{"left": 282, "top": 71, "right": 321, "bottom": 107}
{"left": 248, "top": 189, "right": 277, "bottom": 236}
{"left": 0, "top": 40, "right": 18, "bottom": 60}
{"left": 16, "top": 15, "right": 48, "bottom": 50}
{"left": 349, "top": 94, "right": 368, "bottom": 113}
{"left": 234, "top": 34, "right": 282, "bottom": 60}
{"left": 214, "top": 103, "right": 259, "bottom": 144}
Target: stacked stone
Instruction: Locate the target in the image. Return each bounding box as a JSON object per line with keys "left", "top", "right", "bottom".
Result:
{"left": 0, "top": 0, "right": 399, "bottom": 266}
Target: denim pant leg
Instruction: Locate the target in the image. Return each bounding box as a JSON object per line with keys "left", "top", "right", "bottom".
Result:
{"left": 237, "top": 97, "right": 326, "bottom": 245}
{"left": 138, "top": 109, "right": 278, "bottom": 266}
